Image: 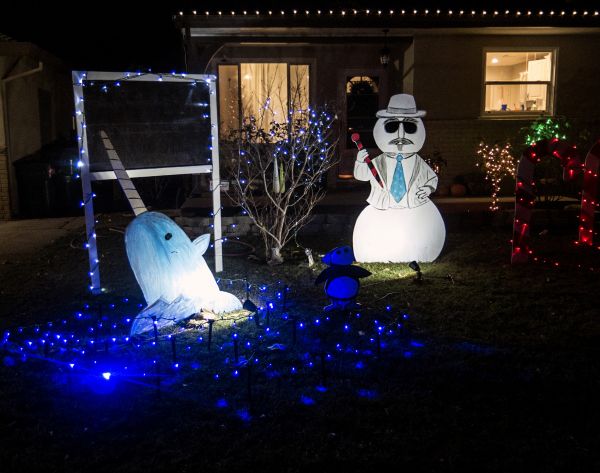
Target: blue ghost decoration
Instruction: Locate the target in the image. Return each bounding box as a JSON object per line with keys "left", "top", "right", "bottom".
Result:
{"left": 125, "top": 211, "right": 242, "bottom": 335}
{"left": 315, "top": 246, "right": 371, "bottom": 312}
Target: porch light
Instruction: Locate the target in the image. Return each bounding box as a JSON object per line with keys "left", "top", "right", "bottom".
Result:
{"left": 380, "top": 29, "right": 390, "bottom": 67}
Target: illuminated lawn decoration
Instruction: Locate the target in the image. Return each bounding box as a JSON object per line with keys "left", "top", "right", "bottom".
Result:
{"left": 315, "top": 246, "right": 371, "bottom": 311}
{"left": 522, "top": 116, "right": 570, "bottom": 146}
{"left": 126, "top": 212, "right": 242, "bottom": 335}
{"left": 353, "top": 94, "right": 445, "bottom": 262}
{"left": 1, "top": 278, "right": 423, "bottom": 406}
{"left": 95, "top": 131, "right": 241, "bottom": 335}
{"left": 476, "top": 141, "right": 517, "bottom": 211}
{"left": 512, "top": 138, "right": 600, "bottom": 264}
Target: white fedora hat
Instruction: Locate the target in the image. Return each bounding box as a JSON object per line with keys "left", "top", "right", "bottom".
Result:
{"left": 376, "top": 94, "right": 426, "bottom": 118}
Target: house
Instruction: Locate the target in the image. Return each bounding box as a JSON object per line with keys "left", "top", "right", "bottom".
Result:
{"left": 0, "top": 36, "right": 73, "bottom": 219}
{"left": 175, "top": 8, "right": 600, "bottom": 191}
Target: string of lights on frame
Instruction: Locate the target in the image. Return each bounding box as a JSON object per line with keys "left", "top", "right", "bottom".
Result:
{"left": 72, "top": 71, "right": 223, "bottom": 293}
{"left": 511, "top": 138, "right": 600, "bottom": 265}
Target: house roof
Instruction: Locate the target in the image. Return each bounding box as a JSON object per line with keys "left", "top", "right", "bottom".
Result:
{"left": 0, "top": 41, "right": 66, "bottom": 67}
{"left": 174, "top": 8, "right": 600, "bottom": 38}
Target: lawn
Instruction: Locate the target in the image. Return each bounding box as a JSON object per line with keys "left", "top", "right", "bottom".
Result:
{"left": 0, "top": 211, "right": 598, "bottom": 472}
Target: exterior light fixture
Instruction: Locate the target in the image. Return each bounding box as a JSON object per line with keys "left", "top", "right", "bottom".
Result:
{"left": 408, "top": 261, "right": 423, "bottom": 283}
{"left": 380, "top": 29, "right": 391, "bottom": 68}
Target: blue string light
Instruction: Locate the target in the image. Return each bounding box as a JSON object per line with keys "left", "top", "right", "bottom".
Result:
{"left": 2, "top": 277, "right": 424, "bottom": 410}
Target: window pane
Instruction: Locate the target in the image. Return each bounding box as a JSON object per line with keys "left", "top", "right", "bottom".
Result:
{"left": 218, "top": 65, "right": 239, "bottom": 139}
{"left": 485, "top": 84, "right": 548, "bottom": 112}
{"left": 240, "top": 63, "right": 287, "bottom": 128}
{"left": 290, "top": 65, "right": 310, "bottom": 113}
{"left": 486, "top": 52, "right": 552, "bottom": 82}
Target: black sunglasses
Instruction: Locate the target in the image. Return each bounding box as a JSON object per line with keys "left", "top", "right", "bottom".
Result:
{"left": 384, "top": 120, "right": 418, "bottom": 134}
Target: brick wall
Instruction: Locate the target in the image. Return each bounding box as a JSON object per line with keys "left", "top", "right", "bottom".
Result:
{"left": 0, "top": 153, "right": 9, "bottom": 220}
{"left": 420, "top": 118, "right": 526, "bottom": 188}
{"left": 421, "top": 117, "right": 600, "bottom": 188}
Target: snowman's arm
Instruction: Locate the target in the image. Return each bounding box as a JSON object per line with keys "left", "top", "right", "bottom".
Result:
{"left": 353, "top": 159, "right": 371, "bottom": 181}
{"left": 420, "top": 158, "right": 439, "bottom": 192}
{"left": 354, "top": 153, "right": 379, "bottom": 183}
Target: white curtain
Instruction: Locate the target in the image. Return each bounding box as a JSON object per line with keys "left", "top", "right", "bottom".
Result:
{"left": 241, "top": 63, "right": 288, "bottom": 128}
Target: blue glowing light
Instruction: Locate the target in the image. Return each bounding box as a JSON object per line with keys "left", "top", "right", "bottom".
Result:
{"left": 300, "top": 395, "right": 316, "bottom": 405}
{"left": 357, "top": 388, "right": 379, "bottom": 399}
{"left": 216, "top": 398, "right": 228, "bottom": 408}
{"left": 236, "top": 409, "right": 251, "bottom": 422}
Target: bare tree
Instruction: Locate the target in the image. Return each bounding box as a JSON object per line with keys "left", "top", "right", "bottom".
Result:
{"left": 226, "top": 104, "right": 338, "bottom": 264}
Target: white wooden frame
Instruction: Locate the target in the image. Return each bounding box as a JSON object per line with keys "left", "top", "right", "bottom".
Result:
{"left": 72, "top": 71, "right": 223, "bottom": 294}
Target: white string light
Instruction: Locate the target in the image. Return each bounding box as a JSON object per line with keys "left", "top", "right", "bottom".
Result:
{"left": 177, "top": 9, "right": 600, "bottom": 19}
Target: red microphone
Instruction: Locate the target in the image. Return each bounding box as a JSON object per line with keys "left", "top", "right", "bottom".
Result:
{"left": 351, "top": 133, "right": 385, "bottom": 189}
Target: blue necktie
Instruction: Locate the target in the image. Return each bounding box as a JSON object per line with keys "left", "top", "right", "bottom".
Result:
{"left": 390, "top": 154, "right": 407, "bottom": 203}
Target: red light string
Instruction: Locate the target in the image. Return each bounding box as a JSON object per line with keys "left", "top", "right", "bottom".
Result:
{"left": 512, "top": 138, "right": 600, "bottom": 264}
{"left": 579, "top": 141, "right": 600, "bottom": 246}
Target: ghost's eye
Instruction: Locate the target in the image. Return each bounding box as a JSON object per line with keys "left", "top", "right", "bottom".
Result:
{"left": 384, "top": 120, "right": 400, "bottom": 134}
{"left": 343, "top": 248, "right": 349, "bottom": 253}
{"left": 165, "top": 233, "right": 172, "bottom": 241}
{"left": 403, "top": 121, "right": 418, "bottom": 134}
{"left": 336, "top": 250, "right": 341, "bottom": 254}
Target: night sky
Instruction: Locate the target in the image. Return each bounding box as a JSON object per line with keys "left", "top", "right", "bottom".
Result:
{"left": 0, "top": 2, "right": 186, "bottom": 72}
{"left": 0, "top": 1, "right": 593, "bottom": 73}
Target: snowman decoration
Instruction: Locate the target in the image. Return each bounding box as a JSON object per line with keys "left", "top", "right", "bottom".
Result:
{"left": 353, "top": 94, "right": 445, "bottom": 262}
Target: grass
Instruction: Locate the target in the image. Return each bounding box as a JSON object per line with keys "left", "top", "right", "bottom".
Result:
{"left": 0, "top": 211, "right": 599, "bottom": 472}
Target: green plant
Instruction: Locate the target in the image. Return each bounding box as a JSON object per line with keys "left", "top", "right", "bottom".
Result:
{"left": 517, "top": 115, "right": 590, "bottom": 149}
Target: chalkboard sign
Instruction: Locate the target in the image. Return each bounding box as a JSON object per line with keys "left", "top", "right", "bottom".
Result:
{"left": 81, "top": 77, "right": 213, "bottom": 176}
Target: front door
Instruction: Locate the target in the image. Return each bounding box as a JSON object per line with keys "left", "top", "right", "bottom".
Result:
{"left": 337, "top": 72, "right": 386, "bottom": 182}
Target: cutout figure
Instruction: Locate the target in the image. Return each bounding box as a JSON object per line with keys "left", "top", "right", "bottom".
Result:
{"left": 315, "top": 246, "right": 371, "bottom": 311}
{"left": 353, "top": 94, "right": 446, "bottom": 262}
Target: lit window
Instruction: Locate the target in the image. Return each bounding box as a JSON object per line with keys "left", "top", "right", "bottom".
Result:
{"left": 483, "top": 50, "right": 556, "bottom": 115}
{"left": 218, "top": 63, "right": 310, "bottom": 138}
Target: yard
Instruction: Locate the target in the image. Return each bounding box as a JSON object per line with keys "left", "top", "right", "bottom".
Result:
{"left": 0, "top": 211, "right": 598, "bottom": 472}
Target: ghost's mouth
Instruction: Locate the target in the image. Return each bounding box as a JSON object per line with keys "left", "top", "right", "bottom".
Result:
{"left": 390, "top": 137, "right": 413, "bottom": 145}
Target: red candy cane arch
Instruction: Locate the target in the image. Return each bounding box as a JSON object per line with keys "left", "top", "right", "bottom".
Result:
{"left": 511, "top": 138, "right": 600, "bottom": 264}
{"left": 579, "top": 141, "right": 600, "bottom": 247}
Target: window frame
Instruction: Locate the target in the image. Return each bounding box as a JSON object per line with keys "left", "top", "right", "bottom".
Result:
{"left": 480, "top": 47, "right": 558, "bottom": 119}
{"left": 217, "top": 61, "right": 312, "bottom": 139}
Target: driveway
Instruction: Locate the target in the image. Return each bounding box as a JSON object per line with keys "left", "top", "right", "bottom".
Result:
{"left": 0, "top": 216, "right": 84, "bottom": 258}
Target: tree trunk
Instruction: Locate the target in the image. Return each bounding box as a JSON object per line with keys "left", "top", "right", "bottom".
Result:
{"left": 268, "top": 246, "right": 284, "bottom": 265}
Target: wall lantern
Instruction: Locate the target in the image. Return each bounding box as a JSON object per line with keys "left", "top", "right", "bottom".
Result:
{"left": 380, "top": 29, "right": 390, "bottom": 67}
